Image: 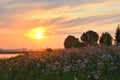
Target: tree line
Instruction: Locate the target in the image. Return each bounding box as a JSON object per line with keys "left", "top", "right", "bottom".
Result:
{"left": 64, "top": 24, "right": 120, "bottom": 48}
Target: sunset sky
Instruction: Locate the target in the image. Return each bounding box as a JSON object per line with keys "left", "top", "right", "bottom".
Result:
{"left": 0, "top": 0, "right": 120, "bottom": 49}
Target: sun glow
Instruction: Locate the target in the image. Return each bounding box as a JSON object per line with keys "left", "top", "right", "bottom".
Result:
{"left": 26, "top": 27, "right": 45, "bottom": 39}
{"left": 36, "top": 31, "right": 42, "bottom": 39}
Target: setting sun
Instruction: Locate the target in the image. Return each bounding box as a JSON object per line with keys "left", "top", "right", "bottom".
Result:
{"left": 35, "top": 31, "right": 43, "bottom": 39}
{"left": 25, "top": 27, "right": 45, "bottom": 40}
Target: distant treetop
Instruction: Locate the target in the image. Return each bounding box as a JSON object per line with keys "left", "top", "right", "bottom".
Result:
{"left": 115, "top": 24, "right": 120, "bottom": 45}
{"left": 100, "top": 32, "right": 112, "bottom": 46}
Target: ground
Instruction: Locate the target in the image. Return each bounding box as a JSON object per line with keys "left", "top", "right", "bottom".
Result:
{"left": 0, "top": 46, "right": 120, "bottom": 80}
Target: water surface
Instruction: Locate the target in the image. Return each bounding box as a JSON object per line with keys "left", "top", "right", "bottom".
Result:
{"left": 0, "top": 54, "right": 22, "bottom": 59}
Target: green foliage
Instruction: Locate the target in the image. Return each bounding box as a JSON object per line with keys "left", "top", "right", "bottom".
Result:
{"left": 115, "top": 24, "right": 120, "bottom": 45}
{"left": 81, "top": 30, "right": 99, "bottom": 46}
{"left": 100, "top": 32, "right": 112, "bottom": 46}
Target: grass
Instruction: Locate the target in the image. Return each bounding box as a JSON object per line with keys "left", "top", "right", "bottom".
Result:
{"left": 0, "top": 45, "right": 120, "bottom": 80}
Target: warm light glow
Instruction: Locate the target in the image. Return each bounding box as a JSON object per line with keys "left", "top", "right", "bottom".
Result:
{"left": 25, "top": 27, "right": 46, "bottom": 39}
{"left": 35, "top": 31, "right": 43, "bottom": 39}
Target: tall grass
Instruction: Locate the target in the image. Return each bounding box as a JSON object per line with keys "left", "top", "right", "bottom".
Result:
{"left": 0, "top": 45, "right": 120, "bottom": 80}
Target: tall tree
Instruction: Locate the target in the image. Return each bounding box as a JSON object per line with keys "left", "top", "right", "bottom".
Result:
{"left": 115, "top": 24, "right": 120, "bottom": 45}
{"left": 81, "top": 30, "right": 99, "bottom": 46}
{"left": 100, "top": 32, "right": 112, "bottom": 46}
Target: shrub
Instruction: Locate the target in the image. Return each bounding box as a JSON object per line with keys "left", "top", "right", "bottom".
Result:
{"left": 45, "top": 48, "right": 53, "bottom": 52}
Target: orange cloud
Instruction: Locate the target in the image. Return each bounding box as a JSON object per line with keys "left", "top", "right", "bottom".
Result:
{"left": 0, "top": 0, "right": 120, "bottom": 48}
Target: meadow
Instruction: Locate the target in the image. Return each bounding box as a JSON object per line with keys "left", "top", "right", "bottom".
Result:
{"left": 0, "top": 46, "right": 120, "bottom": 80}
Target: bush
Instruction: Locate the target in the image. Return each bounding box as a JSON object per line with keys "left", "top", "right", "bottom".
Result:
{"left": 45, "top": 48, "right": 53, "bottom": 52}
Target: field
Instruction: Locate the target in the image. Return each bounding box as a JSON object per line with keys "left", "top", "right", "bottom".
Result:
{"left": 0, "top": 46, "right": 120, "bottom": 80}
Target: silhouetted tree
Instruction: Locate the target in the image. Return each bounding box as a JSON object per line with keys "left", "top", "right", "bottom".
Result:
{"left": 100, "top": 32, "right": 112, "bottom": 46}
{"left": 115, "top": 24, "right": 120, "bottom": 45}
{"left": 64, "top": 35, "right": 81, "bottom": 48}
{"left": 81, "top": 30, "right": 99, "bottom": 46}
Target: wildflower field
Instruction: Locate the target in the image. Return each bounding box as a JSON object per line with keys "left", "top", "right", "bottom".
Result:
{"left": 0, "top": 46, "right": 120, "bottom": 80}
